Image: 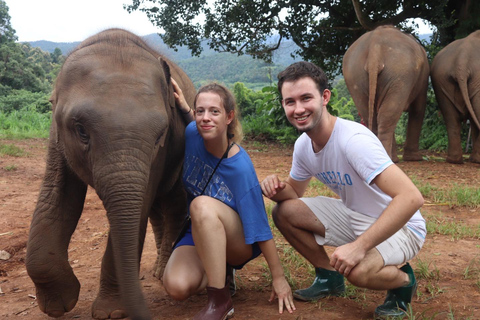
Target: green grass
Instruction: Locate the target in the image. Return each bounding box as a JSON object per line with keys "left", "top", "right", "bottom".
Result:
{"left": 304, "top": 179, "right": 338, "bottom": 198}
{"left": 4, "top": 164, "right": 17, "bottom": 171}
{"left": 411, "top": 176, "right": 480, "bottom": 208}
{"left": 0, "top": 144, "right": 26, "bottom": 157}
{"left": 423, "top": 212, "right": 480, "bottom": 240}
{"left": 0, "top": 109, "right": 51, "bottom": 139}
{"left": 414, "top": 258, "right": 440, "bottom": 281}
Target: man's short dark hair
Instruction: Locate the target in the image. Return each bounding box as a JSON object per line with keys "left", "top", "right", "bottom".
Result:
{"left": 277, "top": 61, "right": 329, "bottom": 98}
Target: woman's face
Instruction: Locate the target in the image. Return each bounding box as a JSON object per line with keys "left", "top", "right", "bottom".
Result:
{"left": 195, "top": 91, "right": 233, "bottom": 141}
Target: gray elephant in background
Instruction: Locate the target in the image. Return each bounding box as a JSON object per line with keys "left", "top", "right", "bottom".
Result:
{"left": 343, "top": 25, "right": 430, "bottom": 162}
{"left": 431, "top": 30, "right": 480, "bottom": 164}
{"left": 26, "top": 29, "right": 196, "bottom": 320}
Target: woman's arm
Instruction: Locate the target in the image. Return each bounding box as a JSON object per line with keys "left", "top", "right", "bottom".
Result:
{"left": 257, "top": 239, "right": 295, "bottom": 314}
{"left": 171, "top": 78, "right": 194, "bottom": 123}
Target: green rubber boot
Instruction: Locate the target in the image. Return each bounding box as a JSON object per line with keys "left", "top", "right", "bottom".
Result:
{"left": 293, "top": 267, "right": 345, "bottom": 301}
{"left": 374, "top": 263, "right": 417, "bottom": 319}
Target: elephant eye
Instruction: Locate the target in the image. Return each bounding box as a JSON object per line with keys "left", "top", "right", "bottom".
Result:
{"left": 75, "top": 122, "right": 89, "bottom": 144}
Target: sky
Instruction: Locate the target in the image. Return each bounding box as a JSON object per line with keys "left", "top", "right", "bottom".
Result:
{"left": 5, "top": 0, "right": 433, "bottom": 43}
{"left": 5, "top": 0, "right": 161, "bottom": 42}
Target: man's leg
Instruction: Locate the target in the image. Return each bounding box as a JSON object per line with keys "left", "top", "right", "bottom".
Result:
{"left": 347, "top": 249, "right": 409, "bottom": 289}
{"left": 272, "top": 199, "right": 345, "bottom": 300}
{"left": 272, "top": 199, "right": 331, "bottom": 267}
{"left": 347, "top": 249, "right": 416, "bottom": 319}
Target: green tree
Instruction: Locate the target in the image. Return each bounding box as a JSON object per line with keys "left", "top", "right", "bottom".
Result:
{"left": 0, "top": 0, "right": 17, "bottom": 44}
{"left": 125, "top": 0, "right": 480, "bottom": 77}
{"left": 233, "top": 82, "right": 265, "bottom": 117}
{"left": 0, "top": 0, "right": 58, "bottom": 94}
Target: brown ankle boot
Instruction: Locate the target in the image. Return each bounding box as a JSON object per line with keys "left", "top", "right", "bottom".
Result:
{"left": 193, "top": 284, "right": 234, "bottom": 320}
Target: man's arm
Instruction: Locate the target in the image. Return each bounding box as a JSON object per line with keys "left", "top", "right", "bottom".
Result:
{"left": 261, "top": 175, "right": 311, "bottom": 202}
{"left": 330, "top": 164, "right": 424, "bottom": 276}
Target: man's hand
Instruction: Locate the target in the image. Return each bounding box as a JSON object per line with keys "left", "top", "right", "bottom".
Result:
{"left": 330, "top": 241, "right": 367, "bottom": 277}
{"left": 261, "top": 175, "right": 286, "bottom": 199}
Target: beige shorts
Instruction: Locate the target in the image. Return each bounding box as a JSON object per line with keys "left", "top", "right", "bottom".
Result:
{"left": 300, "top": 196, "right": 425, "bottom": 266}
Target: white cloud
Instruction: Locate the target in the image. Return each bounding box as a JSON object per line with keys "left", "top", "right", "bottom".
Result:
{"left": 5, "top": 0, "right": 161, "bottom": 42}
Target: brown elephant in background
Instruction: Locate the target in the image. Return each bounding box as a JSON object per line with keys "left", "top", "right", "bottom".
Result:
{"left": 25, "top": 29, "right": 196, "bottom": 320}
{"left": 342, "top": 25, "right": 430, "bottom": 162}
{"left": 430, "top": 30, "right": 480, "bottom": 164}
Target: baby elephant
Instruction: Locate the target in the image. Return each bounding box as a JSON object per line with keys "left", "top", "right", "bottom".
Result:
{"left": 26, "top": 28, "right": 196, "bottom": 319}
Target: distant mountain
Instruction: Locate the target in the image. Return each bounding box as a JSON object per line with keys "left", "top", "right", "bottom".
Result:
{"left": 28, "top": 33, "right": 299, "bottom": 65}
{"left": 26, "top": 33, "right": 298, "bottom": 89}
{"left": 27, "top": 40, "right": 81, "bottom": 56}
{"left": 25, "top": 32, "right": 432, "bottom": 89}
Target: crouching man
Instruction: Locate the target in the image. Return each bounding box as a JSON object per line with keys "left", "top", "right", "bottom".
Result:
{"left": 261, "top": 61, "right": 426, "bottom": 319}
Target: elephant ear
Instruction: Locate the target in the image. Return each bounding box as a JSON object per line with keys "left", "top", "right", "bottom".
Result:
{"left": 49, "top": 89, "right": 60, "bottom": 144}
{"left": 156, "top": 57, "right": 175, "bottom": 148}
{"left": 158, "top": 57, "right": 176, "bottom": 110}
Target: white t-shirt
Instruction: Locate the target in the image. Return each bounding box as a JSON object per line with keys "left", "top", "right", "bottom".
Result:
{"left": 290, "top": 117, "right": 426, "bottom": 239}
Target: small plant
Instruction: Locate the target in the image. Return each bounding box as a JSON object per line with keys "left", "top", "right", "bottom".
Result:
{"left": 463, "top": 255, "right": 480, "bottom": 280}
{"left": 342, "top": 282, "right": 367, "bottom": 305}
{"left": 4, "top": 164, "right": 17, "bottom": 171}
{"left": 414, "top": 258, "right": 440, "bottom": 281}
{"left": 403, "top": 304, "right": 441, "bottom": 319}
{"left": 424, "top": 212, "right": 480, "bottom": 240}
{"left": 447, "top": 184, "right": 480, "bottom": 208}
{"left": 304, "top": 180, "right": 337, "bottom": 198}
{"left": 0, "top": 144, "right": 25, "bottom": 157}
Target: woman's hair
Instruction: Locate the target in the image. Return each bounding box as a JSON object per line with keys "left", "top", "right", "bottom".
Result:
{"left": 193, "top": 82, "right": 243, "bottom": 144}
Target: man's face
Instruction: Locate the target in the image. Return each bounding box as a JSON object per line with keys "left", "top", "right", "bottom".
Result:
{"left": 281, "top": 77, "right": 329, "bottom": 133}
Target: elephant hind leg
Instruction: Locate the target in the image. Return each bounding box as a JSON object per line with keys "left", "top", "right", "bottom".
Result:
{"left": 403, "top": 98, "right": 426, "bottom": 161}
{"left": 469, "top": 125, "right": 480, "bottom": 163}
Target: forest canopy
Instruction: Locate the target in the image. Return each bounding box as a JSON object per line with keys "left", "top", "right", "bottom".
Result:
{"left": 126, "top": 0, "right": 480, "bottom": 76}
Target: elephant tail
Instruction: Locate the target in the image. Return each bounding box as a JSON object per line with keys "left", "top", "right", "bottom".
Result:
{"left": 366, "top": 45, "right": 384, "bottom": 131}
{"left": 457, "top": 70, "right": 480, "bottom": 129}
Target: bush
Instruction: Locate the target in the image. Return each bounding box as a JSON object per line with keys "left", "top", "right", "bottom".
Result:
{"left": 0, "top": 104, "right": 51, "bottom": 139}
{"left": 0, "top": 89, "right": 51, "bottom": 114}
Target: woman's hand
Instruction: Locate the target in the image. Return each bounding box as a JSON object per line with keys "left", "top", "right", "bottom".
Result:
{"left": 269, "top": 276, "right": 296, "bottom": 314}
{"left": 171, "top": 78, "right": 191, "bottom": 114}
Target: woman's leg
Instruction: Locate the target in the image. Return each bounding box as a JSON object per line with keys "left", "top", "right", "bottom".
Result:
{"left": 163, "top": 245, "right": 207, "bottom": 300}
{"left": 190, "top": 196, "right": 252, "bottom": 289}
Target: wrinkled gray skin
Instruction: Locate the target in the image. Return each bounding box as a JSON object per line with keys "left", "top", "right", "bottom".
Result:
{"left": 25, "top": 29, "right": 196, "bottom": 320}
{"left": 343, "top": 25, "right": 429, "bottom": 162}
{"left": 431, "top": 30, "right": 480, "bottom": 164}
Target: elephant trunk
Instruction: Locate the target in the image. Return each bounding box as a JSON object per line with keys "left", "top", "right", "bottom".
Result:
{"left": 94, "top": 151, "right": 153, "bottom": 319}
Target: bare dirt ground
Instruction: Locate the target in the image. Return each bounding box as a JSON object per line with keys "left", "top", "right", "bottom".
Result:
{"left": 1, "top": 138, "right": 480, "bottom": 320}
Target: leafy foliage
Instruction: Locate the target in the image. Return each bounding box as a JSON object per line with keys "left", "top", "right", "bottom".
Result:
{"left": 241, "top": 84, "right": 299, "bottom": 144}
{"left": 0, "top": 1, "right": 63, "bottom": 95}
{"left": 177, "top": 52, "right": 283, "bottom": 89}
{"left": 0, "top": 89, "right": 50, "bottom": 114}
{"left": 239, "top": 81, "right": 359, "bottom": 143}
{"left": 0, "top": 104, "right": 51, "bottom": 139}
{"left": 125, "top": 0, "right": 480, "bottom": 77}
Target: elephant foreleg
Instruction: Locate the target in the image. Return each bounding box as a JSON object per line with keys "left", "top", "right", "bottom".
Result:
{"left": 92, "top": 205, "right": 149, "bottom": 320}
{"left": 26, "top": 144, "right": 87, "bottom": 317}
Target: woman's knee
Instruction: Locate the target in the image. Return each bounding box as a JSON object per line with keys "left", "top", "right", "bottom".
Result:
{"left": 163, "top": 276, "right": 194, "bottom": 301}
{"left": 190, "top": 196, "right": 220, "bottom": 221}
